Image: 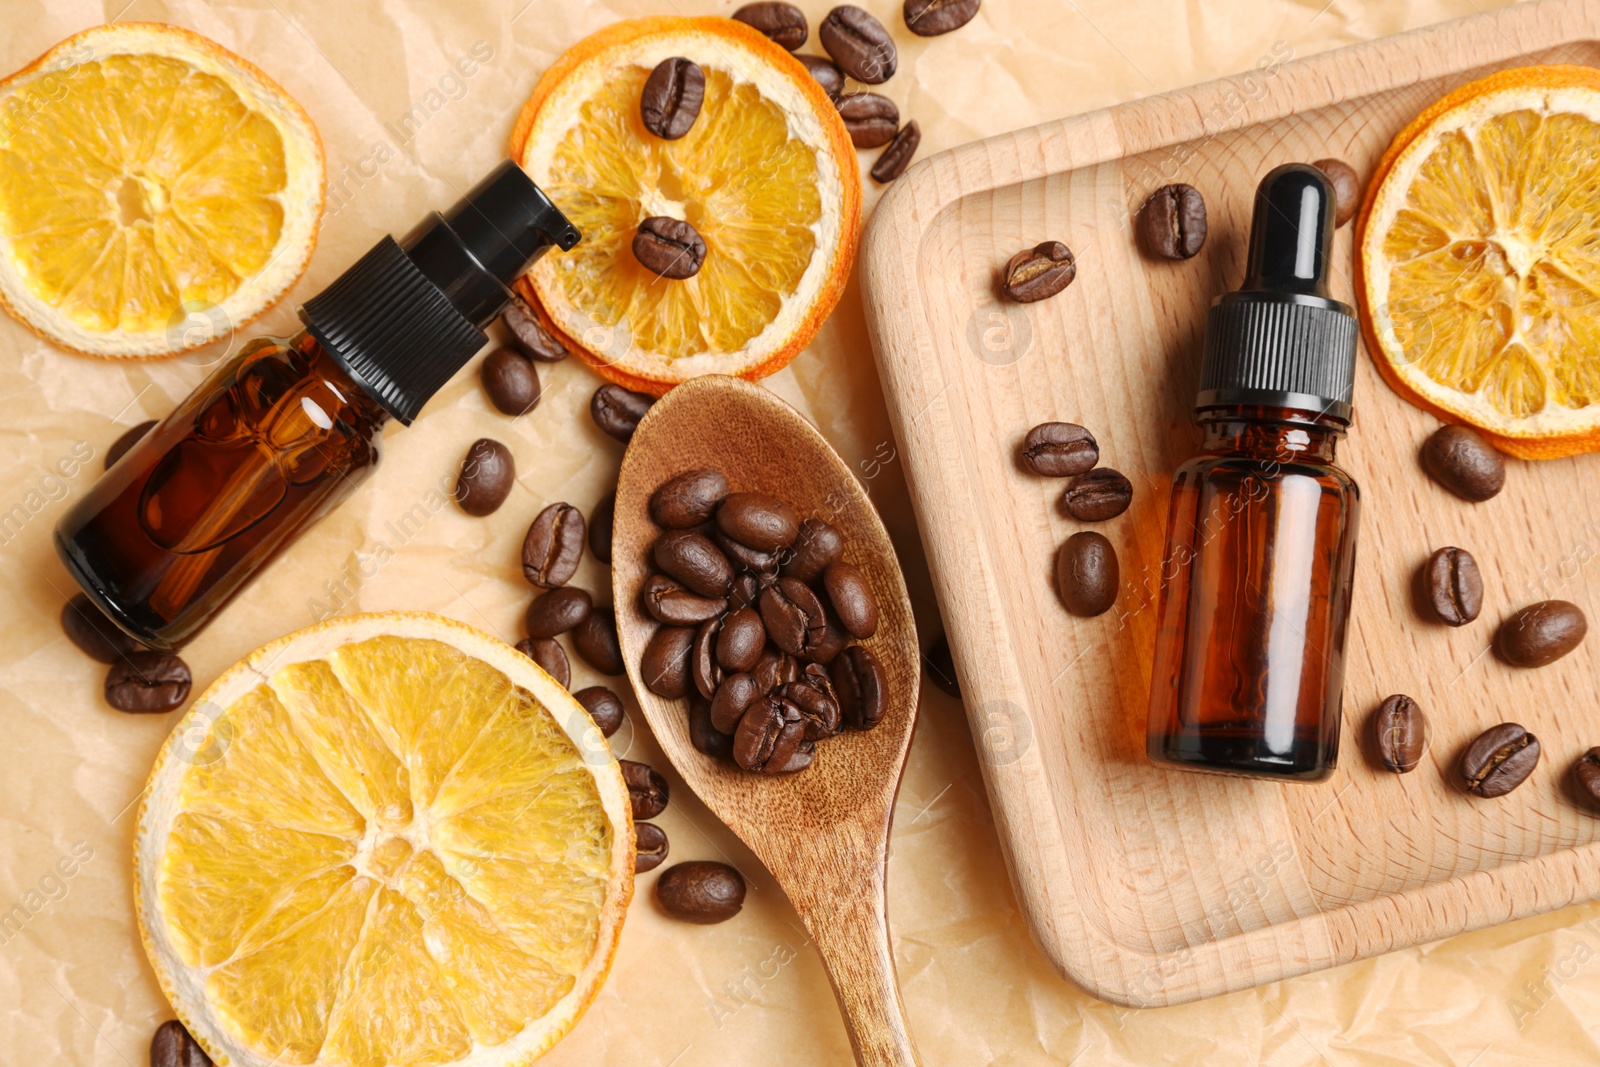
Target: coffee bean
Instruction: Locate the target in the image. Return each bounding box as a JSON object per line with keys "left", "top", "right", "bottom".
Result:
{"left": 633, "top": 216, "right": 707, "bottom": 279}
{"left": 1140, "top": 183, "right": 1207, "bottom": 260}
{"left": 1021, "top": 422, "right": 1098, "bottom": 477}
{"left": 904, "top": 0, "right": 980, "bottom": 35}
{"left": 1064, "top": 468, "right": 1132, "bottom": 521}
{"left": 871, "top": 120, "right": 920, "bottom": 184}
{"left": 733, "top": 2, "right": 808, "bottom": 49}
{"left": 713, "top": 608, "right": 764, "bottom": 673}
{"left": 729, "top": 572, "right": 764, "bottom": 612}
{"left": 714, "top": 528, "right": 780, "bottom": 574}
{"left": 779, "top": 518, "right": 844, "bottom": 583}
{"left": 151, "top": 1020, "right": 212, "bottom": 1067}
{"left": 454, "top": 439, "right": 515, "bottom": 516}
{"left": 1423, "top": 425, "right": 1505, "bottom": 502}
{"left": 925, "top": 633, "right": 961, "bottom": 698}
{"left": 1370, "top": 694, "right": 1428, "bottom": 773}
{"left": 640, "top": 57, "right": 705, "bottom": 140}
{"left": 572, "top": 607, "right": 626, "bottom": 675}
{"left": 522, "top": 502, "right": 586, "bottom": 587}
{"left": 590, "top": 492, "right": 615, "bottom": 564}
{"left": 1312, "top": 158, "right": 1361, "bottom": 228}
{"left": 654, "top": 530, "right": 734, "bottom": 598}
{"left": 503, "top": 298, "right": 568, "bottom": 361}
{"left": 61, "top": 593, "right": 142, "bottom": 663}
{"left": 761, "top": 577, "right": 828, "bottom": 656}
{"left": 1002, "top": 241, "right": 1076, "bottom": 303}
{"left": 1417, "top": 547, "right": 1482, "bottom": 627}
{"left": 574, "top": 685, "right": 625, "bottom": 737}
{"left": 651, "top": 468, "right": 730, "bottom": 529}
{"left": 693, "top": 617, "right": 725, "bottom": 700}
{"left": 1495, "top": 600, "right": 1587, "bottom": 668}
{"left": 797, "top": 54, "right": 844, "bottom": 99}
{"left": 1572, "top": 748, "right": 1600, "bottom": 809}
{"left": 823, "top": 561, "right": 879, "bottom": 638}
{"left": 634, "top": 822, "right": 670, "bottom": 873}
{"left": 832, "top": 645, "right": 887, "bottom": 730}
{"left": 106, "top": 420, "right": 155, "bottom": 469}
{"left": 621, "top": 759, "right": 670, "bottom": 820}
{"left": 752, "top": 646, "right": 800, "bottom": 694}
{"left": 820, "top": 5, "right": 897, "bottom": 83}
{"left": 515, "top": 637, "right": 570, "bottom": 689}
{"left": 1056, "top": 531, "right": 1118, "bottom": 617}
{"left": 656, "top": 861, "right": 745, "bottom": 923}
{"left": 688, "top": 694, "right": 736, "bottom": 760}
{"left": 734, "top": 694, "right": 808, "bottom": 772}
{"left": 717, "top": 492, "right": 799, "bottom": 552}
{"left": 1460, "top": 722, "right": 1540, "bottom": 798}
{"left": 643, "top": 625, "right": 696, "bottom": 698}
{"left": 768, "top": 742, "right": 816, "bottom": 774}
{"left": 642, "top": 573, "right": 727, "bottom": 626}
{"left": 591, "top": 384, "right": 655, "bottom": 442}
{"left": 525, "top": 586, "right": 592, "bottom": 638}
{"left": 805, "top": 611, "right": 853, "bottom": 666}
{"left": 783, "top": 678, "right": 842, "bottom": 739}
{"left": 711, "top": 672, "right": 764, "bottom": 733}
{"left": 481, "top": 349, "right": 541, "bottom": 416}
{"left": 836, "top": 92, "right": 899, "bottom": 148}
{"left": 105, "top": 652, "right": 191, "bottom": 713}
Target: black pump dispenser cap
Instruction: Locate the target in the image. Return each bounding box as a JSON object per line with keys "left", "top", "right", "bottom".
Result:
{"left": 1196, "top": 163, "right": 1358, "bottom": 425}
{"left": 301, "top": 161, "right": 580, "bottom": 425}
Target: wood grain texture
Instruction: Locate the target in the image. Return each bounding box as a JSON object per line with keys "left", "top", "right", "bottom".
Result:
{"left": 861, "top": 0, "right": 1600, "bottom": 1007}
{"left": 612, "top": 375, "right": 923, "bottom": 1065}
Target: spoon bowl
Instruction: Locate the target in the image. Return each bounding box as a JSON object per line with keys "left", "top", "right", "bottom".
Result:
{"left": 614, "top": 375, "right": 922, "bottom": 1066}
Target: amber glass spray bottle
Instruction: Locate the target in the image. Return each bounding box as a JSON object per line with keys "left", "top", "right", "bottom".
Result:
{"left": 55, "top": 161, "right": 580, "bottom": 650}
{"left": 1146, "top": 163, "right": 1360, "bottom": 782}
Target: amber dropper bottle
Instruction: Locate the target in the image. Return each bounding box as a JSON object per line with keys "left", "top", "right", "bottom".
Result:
{"left": 55, "top": 161, "right": 580, "bottom": 651}
{"left": 1146, "top": 163, "right": 1361, "bottom": 782}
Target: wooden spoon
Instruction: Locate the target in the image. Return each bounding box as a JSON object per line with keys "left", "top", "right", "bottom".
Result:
{"left": 614, "top": 375, "right": 923, "bottom": 1067}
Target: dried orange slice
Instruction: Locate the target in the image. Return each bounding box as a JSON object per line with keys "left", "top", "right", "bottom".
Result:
{"left": 135, "top": 612, "right": 633, "bottom": 1067}
{"left": 0, "top": 24, "right": 324, "bottom": 358}
{"left": 1357, "top": 65, "right": 1600, "bottom": 458}
{"left": 510, "top": 16, "right": 860, "bottom": 395}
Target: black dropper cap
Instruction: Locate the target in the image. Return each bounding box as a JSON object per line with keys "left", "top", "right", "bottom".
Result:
{"left": 301, "top": 161, "right": 581, "bottom": 424}
{"left": 1196, "top": 163, "right": 1358, "bottom": 425}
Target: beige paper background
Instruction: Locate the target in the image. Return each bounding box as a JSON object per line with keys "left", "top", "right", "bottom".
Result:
{"left": 10, "top": 0, "right": 1600, "bottom": 1064}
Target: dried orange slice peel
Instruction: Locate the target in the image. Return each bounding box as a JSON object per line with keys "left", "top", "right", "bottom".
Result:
{"left": 1357, "top": 65, "right": 1600, "bottom": 458}
{"left": 511, "top": 16, "right": 860, "bottom": 395}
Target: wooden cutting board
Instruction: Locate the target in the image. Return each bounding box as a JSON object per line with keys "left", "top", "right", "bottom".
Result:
{"left": 861, "top": 0, "right": 1600, "bottom": 1006}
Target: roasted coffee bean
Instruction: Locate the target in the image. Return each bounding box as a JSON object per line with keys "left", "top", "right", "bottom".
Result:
{"left": 711, "top": 672, "right": 764, "bottom": 733}
{"left": 455, "top": 439, "right": 515, "bottom": 516}
{"left": 767, "top": 741, "right": 816, "bottom": 774}
{"left": 780, "top": 518, "right": 845, "bottom": 583}
{"left": 640, "top": 57, "right": 705, "bottom": 140}
{"left": 633, "top": 216, "right": 707, "bottom": 279}
{"left": 1140, "top": 183, "right": 1208, "bottom": 260}
{"left": 733, "top": 1, "right": 808, "bottom": 48}
{"left": 621, "top": 759, "right": 670, "bottom": 819}
{"left": 61, "top": 593, "right": 142, "bottom": 663}
{"left": 656, "top": 861, "right": 746, "bottom": 923}
{"left": 515, "top": 637, "right": 571, "bottom": 689}
{"left": 823, "top": 561, "right": 879, "bottom": 638}
{"left": 693, "top": 617, "right": 725, "bottom": 700}
{"left": 1021, "top": 422, "right": 1098, "bottom": 477}
{"left": 729, "top": 572, "right": 764, "bottom": 612}
{"left": 591, "top": 384, "right": 655, "bottom": 442}
{"left": 634, "top": 822, "right": 670, "bottom": 873}
{"left": 481, "top": 348, "right": 541, "bottom": 416}
{"left": 151, "top": 1020, "right": 212, "bottom": 1067}
{"left": 589, "top": 491, "right": 615, "bottom": 564}
{"left": 805, "top": 612, "right": 852, "bottom": 665}
{"left": 1056, "top": 531, "right": 1118, "bottom": 617}
{"left": 642, "top": 625, "right": 696, "bottom": 698}
{"left": 717, "top": 607, "right": 767, "bottom": 672}
{"left": 503, "top": 298, "right": 568, "bottom": 361}
{"left": 574, "top": 685, "right": 626, "bottom": 737}
{"left": 105, "top": 652, "right": 191, "bottom": 713}
{"left": 522, "top": 502, "right": 586, "bottom": 587}
{"left": 1312, "top": 158, "right": 1361, "bottom": 228}
{"left": 820, "top": 5, "right": 897, "bottom": 84}
{"left": 718, "top": 492, "right": 799, "bottom": 552}
{"left": 1572, "top": 748, "right": 1600, "bottom": 808}
{"left": 1495, "top": 600, "right": 1587, "bottom": 668}
{"left": 761, "top": 577, "right": 828, "bottom": 656}
{"left": 871, "top": 120, "right": 920, "bottom": 184}
{"left": 1460, "top": 722, "right": 1540, "bottom": 798}
{"left": 836, "top": 92, "right": 899, "bottom": 148}
{"left": 1423, "top": 425, "right": 1505, "bottom": 502}
{"left": 925, "top": 633, "right": 961, "bottom": 698}
{"left": 734, "top": 694, "right": 808, "bottom": 772}
{"left": 752, "top": 646, "right": 800, "bottom": 694}
{"left": 714, "top": 527, "right": 781, "bottom": 573}
{"left": 572, "top": 607, "right": 626, "bottom": 675}
{"left": 1002, "top": 241, "right": 1076, "bottom": 303}
{"left": 1370, "top": 694, "right": 1428, "bottom": 773}
{"left": 688, "top": 695, "right": 735, "bottom": 760}
{"left": 797, "top": 54, "right": 844, "bottom": 99}
{"left": 651, "top": 468, "right": 730, "bottom": 528}
{"left": 1063, "top": 468, "right": 1132, "bottom": 521}
{"left": 106, "top": 420, "right": 155, "bottom": 469}
{"left": 1418, "top": 547, "right": 1482, "bottom": 627}
{"left": 832, "top": 645, "right": 887, "bottom": 730}
{"left": 904, "top": 0, "right": 980, "bottom": 35}
{"left": 525, "top": 586, "right": 592, "bottom": 638}
{"left": 642, "top": 573, "right": 727, "bottom": 626}
{"left": 654, "top": 530, "right": 734, "bottom": 598}
{"left": 783, "top": 679, "right": 841, "bottom": 739}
